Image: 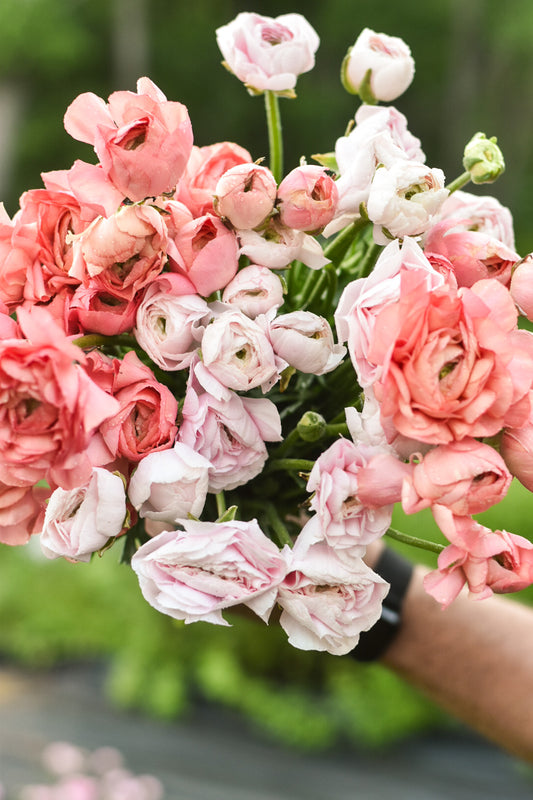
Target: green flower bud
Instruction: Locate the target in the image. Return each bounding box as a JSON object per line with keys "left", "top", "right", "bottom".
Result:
{"left": 463, "top": 132, "right": 505, "bottom": 184}
{"left": 297, "top": 411, "right": 327, "bottom": 442}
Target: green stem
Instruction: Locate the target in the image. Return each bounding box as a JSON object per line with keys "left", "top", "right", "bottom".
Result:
{"left": 325, "top": 422, "right": 349, "bottom": 437}
{"left": 323, "top": 217, "right": 370, "bottom": 265}
{"left": 357, "top": 241, "right": 383, "bottom": 279}
{"left": 265, "top": 458, "right": 315, "bottom": 474}
{"left": 216, "top": 492, "right": 227, "bottom": 518}
{"left": 265, "top": 503, "right": 293, "bottom": 548}
{"left": 385, "top": 527, "right": 445, "bottom": 555}
{"left": 265, "top": 90, "right": 283, "bottom": 184}
{"left": 72, "top": 332, "right": 137, "bottom": 350}
{"left": 446, "top": 171, "right": 471, "bottom": 194}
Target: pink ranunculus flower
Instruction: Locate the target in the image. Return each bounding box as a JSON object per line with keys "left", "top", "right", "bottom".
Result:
{"left": 342, "top": 28, "right": 415, "bottom": 103}
{"left": 69, "top": 283, "right": 142, "bottom": 336}
{"left": 214, "top": 163, "right": 277, "bottom": 230}
{"left": 424, "top": 506, "right": 533, "bottom": 607}
{"left": 216, "top": 12, "right": 320, "bottom": 95}
{"left": 277, "top": 165, "right": 338, "bottom": 233}
{"left": 433, "top": 190, "right": 516, "bottom": 250}
{"left": 70, "top": 203, "right": 169, "bottom": 301}
{"left": 335, "top": 237, "right": 447, "bottom": 387}
{"left": 131, "top": 518, "right": 291, "bottom": 624}
{"left": 221, "top": 264, "right": 284, "bottom": 318}
{"left": 171, "top": 213, "right": 239, "bottom": 297}
{"left": 127, "top": 442, "right": 212, "bottom": 523}
{"left": 510, "top": 254, "right": 533, "bottom": 321}
{"left": 63, "top": 77, "right": 193, "bottom": 202}
{"left": 175, "top": 142, "right": 252, "bottom": 218}
{"left": 0, "top": 307, "right": 119, "bottom": 490}
{"left": 201, "top": 309, "right": 283, "bottom": 392}
{"left": 366, "top": 160, "right": 448, "bottom": 245}
{"left": 178, "top": 361, "right": 282, "bottom": 492}
{"left": 277, "top": 522, "right": 389, "bottom": 655}
{"left": 0, "top": 203, "right": 41, "bottom": 310}
{"left": 99, "top": 350, "right": 178, "bottom": 463}
{"left": 402, "top": 438, "right": 512, "bottom": 516}
{"left": 134, "top": 274, "right": 208, "bottom": 371}
{"left": 369, "top": 270, "right": 533, "bottom": 444}
{"left": 269, "top": 310, "right": 346, "bottom": 375}
{"left": 40, "top": 468, "right": 127, "bottom": 562}
{"left": 238, "top": 217, "right": 329, "bottom": 270}
{"left": 43, "top": 159, "right": 126, "bottom": 220}
{"left": 306, "top": 437, "right": 411, "bottom": 559}
{"left": 500, "top": 417, "right": 533, "bottom": 491}
{"left": 0, "top": 483, "right": 48, "bottom": 546}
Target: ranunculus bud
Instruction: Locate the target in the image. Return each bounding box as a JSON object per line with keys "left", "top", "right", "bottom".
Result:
{"left": 222, "top": 264, "right": 284, "bottom": 318}
{"left": 214, "top": 163, "right": 277, "bottom": 229}
{"left": 269, "top": 311, "right": 346, "bottom": 375}
{"left": 277, "top": 165, "right": 339, "bottom": 233}
{"left": 510, "top": 254, "right": 533, "bottom": 320}
{"left": 463, "top": 132, "right": 505, "bottom": 184}
{"left": 341, "top": 28, "right": 415, "bottom": 103}
{"left": 297, "top": 411, "right": 327, "bottom": 442}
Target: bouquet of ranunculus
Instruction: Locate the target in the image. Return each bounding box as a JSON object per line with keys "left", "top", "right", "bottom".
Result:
{"left": 2, "top": 11, "right": 533, "bottom": 657}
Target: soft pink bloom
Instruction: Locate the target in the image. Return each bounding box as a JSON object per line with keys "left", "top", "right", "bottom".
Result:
{"left": 369, "top": 271, "right": 533, "bottom": 443}
{"left": 216, "top": 12, "right": 319, "bottom": 94}
{"left": 41, "top": 742, "right": 87, "bottom": 776}
{"left": 500, "top": 417, "right": 533, "bottom": 491}
{"left": 176, "top": 142, "right": 252, "bottom": 218}
{"left": 98, "top": 350, "right": 178, "bottom": 462}
{"left": 277, "top": 165, "right": 338, "bottom": 232}
{"left": 221, "top": 264, "right": 284, "bottom": 318}
{"left": 134, "top": 274, "right": 207, "bottom": 370}
{"left": 214, "top": 162, "right": 277, "bottom": 229}
{"left": 178, "top": 361, "right": 282, "bottom": 492}
{"left": 0, "top": 483, "right": 48, "bottom": 546}
{"left": 69, "top": 283, "right": 142, "bottom": 336}
{"left": 64, "top": 77, "right": 193, "bottom": 201}
{"left": 277, "top": 524, "right": 389, "bottom": 655}
{"left": 335, "top": 237, "right": 447, "bottom": 387}
{"left": 43, "top": 159, "right": 126, "bottom": 219}
{"left": 238, "top": 217, "right": 329, "bottom": 270}
{"left": 306, "top": 437, "right": 410, "bottom": 559}
{"left": 402, "top": 438, "right": 511, "bottom": 516}
{"left": 0, "top": 307, "right": 119, "bottom": 490}
{"left": 434, "top": 190, "right": 516, "bottom": 250}
{"left": 127, "top": 442, "right": 211, "bottom": 523}
{"left": 0, "top": 203, "right": 41, "bottom": 309}
{"left": 131, "top": 518, "right": 290, "bottom": 624}
{"left": 510, "top": 254, "right": 533, "bottom": 320}
{"left": 269, "top": 310, "right": 346, "bottom": 375}
{"left": 201, "top": 309, "right": 282, "bottom": 391}
{"left": 424, "top": 506, "right": 533, "bottom": 607}
{"left": 40, "top": 468, "right": 127, "bottom": 562}
{"left": 171, "top": 213, "right": 239, "bottom": 296}
{"left": 70, "top": 204, "right": 169, "bottom": 300}
{"left": 342, "top": 28, "right": 415, "bottom": 102}
{"left": 366, "top": 161, "right": 448, "bottom": 245}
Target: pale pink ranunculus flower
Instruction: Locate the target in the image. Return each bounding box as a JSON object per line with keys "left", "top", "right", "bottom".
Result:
{"left": 306, "top": 437, "right": 410, "bottom": 560}
{"left": 269, "top": 310, "right": 346, "bottom": 375}
{"left": 216, "top": 12, "right": 320, "bottom": 95}
{"left": 0, "top": 203, "right": 41, "bottom": 310}
{"left": 238, "top": 217, "right": 329, "bottom": 270}
{"left": 433, "top": 190, "right": 516, "bottom": 250}
{"left": 171, "top": 213, "right": 239, "bottom": 297}
{"left": 175, "top": 142, "right": 252, "bottom": 218}
{"left": 127, "top": 442, "right": 211, "bottom": 523}
{"left": 63, "top": 77, "right": 193, "bottom": 201}
{"left": 369, "top": 271, "right": 533, "bottom": 444}
{"left": 0, "top": 307, "right": 119, "bottom": 491}
{"left": 335, "top": 237, "right": 447, "bottom": 387}
{"left": 424, "top": 506, "right": 533, "bottom": 607}
{"left": 0, "top": 483, "right": 48, "bottom": 546}
{"left": 201, "top": 309, "right": 283, "bottom": 392}
{"left": 178, "top": 361, "right": 282, "bottom": 492}
{"left": 131, "top": 518, "right": 291, "bottom": 625}
{"left": 510, "top": 254, "right": 533, "bottom": 321}
{"left": 221, "top": 264, "right": 284, "bottom": 318}
{"left": 43, "top": 159, "right": 126, "bottom": 220}
{"left": 277, "top": 524, "right": 389, "bottom": 655}
{"left": 40, "top": 468, "right": 127, "bottom": 562}
{"left": 366, "top": 160, "right": 448, "bottom": 245}
{"left": 500, "top": 417, "right": 533, "bottom": 491}
{"left": 342, "top": 28, "right": 415, "bottom": 103}
{"left": 214, "top": 163, "right": 277, "bottom": 230}
{"left": 134, "top": 273, "right": 208, "bottom": 371}
{"left": 277, "top": 165, "right": 338, "bottom": 233}
{"left": 402, "top": 438, "right": 512, "bottom": 516}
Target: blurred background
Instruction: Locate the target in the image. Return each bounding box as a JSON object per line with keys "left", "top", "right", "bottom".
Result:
{"left": 1, "top": 0, "right": 533, "bottom": 789}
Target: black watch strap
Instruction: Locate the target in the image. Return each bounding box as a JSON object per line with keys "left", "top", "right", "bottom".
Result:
{"left": 351, "top": 547, "right": 413, "bottom": 663}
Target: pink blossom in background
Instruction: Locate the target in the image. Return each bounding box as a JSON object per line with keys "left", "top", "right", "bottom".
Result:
{"left": 131, "top": 518, "right": 290, "bottom": 625}
{"left": 216, "top": 12, "right": 320, "bottom": 94}
{"left": 268, "top": 310, "right": 346, "bottom": 375}
{"left": 221, "top": 264, "right": 284, "bottom": 318}
{"left": 342, "top": 28, "right": 415, "bottom": 102}
{"left": 175, "top": 142, "right": 252, "bottom": 218}
{"left": 402, "top": 438, "right": 512, "bottom": 516}
{"left": 214, "top": 162, "right": 277, "bottom": 230}
{"left": 171, "top": 213, "right": 239, "bottom": 296}
{"left": 277, "top": 165, "right": 338, "bottom": 232}
{"left": 63, "top": 77, "right": 193, "bottom": 201}
{"left": 277, "top": 527, "right": 388, "bottom": 655}
{"left": 127, "top": 442, "right": 211, "bottom": 523}
{"left": 40, "top": 467, "right": 127, "bottom": 562}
